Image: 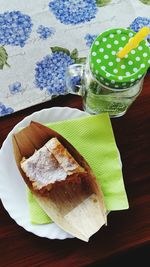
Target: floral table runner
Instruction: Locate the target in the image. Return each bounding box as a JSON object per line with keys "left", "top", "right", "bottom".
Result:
{"left": 0, "top": 0, "right": 150, "bottom": 117}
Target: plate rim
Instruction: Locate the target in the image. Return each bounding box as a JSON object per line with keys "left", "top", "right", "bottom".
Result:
{"left": 0, "top": 106, "right": 89, "bottom": 240}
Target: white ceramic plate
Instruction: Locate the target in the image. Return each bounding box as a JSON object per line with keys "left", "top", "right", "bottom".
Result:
{"left": 0, "top": 107, "right": 89, "bottom": 240}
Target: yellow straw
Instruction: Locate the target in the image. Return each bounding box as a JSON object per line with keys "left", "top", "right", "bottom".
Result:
{"left": 117, "top": 27, "right": 150, "bottom": 59}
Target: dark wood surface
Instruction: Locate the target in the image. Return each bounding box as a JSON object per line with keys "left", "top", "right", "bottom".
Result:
{"left": 0, "top": 73, "right": 150, "bottom": 267}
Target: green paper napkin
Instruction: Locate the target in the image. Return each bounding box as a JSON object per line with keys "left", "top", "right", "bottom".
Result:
{"left": 28, "top": 189, "right": 52, "bottom": 224}
{"left": 27, "top": 113, "right": 129, "bottom": 224}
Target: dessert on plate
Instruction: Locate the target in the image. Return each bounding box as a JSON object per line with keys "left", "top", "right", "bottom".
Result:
{"left": 12, "top": 121, "right": 106, "bottom": 241}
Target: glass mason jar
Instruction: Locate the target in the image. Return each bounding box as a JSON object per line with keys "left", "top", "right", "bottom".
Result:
{"left": 66, "top": 63, "right": 144, "bottom": 118}
{"left": 65, "top": 28, "right": 150, "bottom": 118}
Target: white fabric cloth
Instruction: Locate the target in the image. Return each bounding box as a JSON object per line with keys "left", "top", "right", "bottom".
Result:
{"left": 0, "top": 0, "right": 150, "bottom": 116}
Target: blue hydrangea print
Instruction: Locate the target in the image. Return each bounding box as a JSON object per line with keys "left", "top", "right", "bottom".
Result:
{"left": 0, "top": 102, "right": 14, "bottom": 116}
{"left": 0, "top": 11, "right": 33, "bottom": 47}
{"left": 9, "top": 82, "right": 22, "bottom": 95}
{"left": 37, "top": 25, "right": 55, "bottom": 40}
{"left": 70, "top": 76, "right": 81, "bottom": 92}
{"left": 49, "top": 0, "right": 97, "bottom": 25}
{"left": 35, "top": 52, "right": 74, "bottom": 95}
{"left": 84, "top": 34, "right": 98, "bottom": 47}
{"left": 129, "top": 17, "right": 150, "bottom": 40}
{"left": 35, "top": 47, "right": 86, "bottom": 95}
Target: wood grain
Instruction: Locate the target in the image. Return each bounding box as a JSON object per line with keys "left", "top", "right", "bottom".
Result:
{"left": 0, "top": 73, "right": 150, "bottom": 267}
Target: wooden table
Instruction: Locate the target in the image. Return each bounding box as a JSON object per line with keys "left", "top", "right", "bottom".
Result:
{"left": 0, "top": 73, "right": 150, "bottom": 267}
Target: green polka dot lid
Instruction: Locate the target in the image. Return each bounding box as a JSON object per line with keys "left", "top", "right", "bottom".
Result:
{"left": 90, "top": 28, "right": 150, "bottom": 89}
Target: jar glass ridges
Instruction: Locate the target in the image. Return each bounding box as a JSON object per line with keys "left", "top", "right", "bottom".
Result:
{"left": 82, "top": 64, "right": 144, "bottom": 117}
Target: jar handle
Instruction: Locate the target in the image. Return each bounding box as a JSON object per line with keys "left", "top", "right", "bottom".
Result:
{"left": 65, "top": 64, "right": 84, "bottom": 96}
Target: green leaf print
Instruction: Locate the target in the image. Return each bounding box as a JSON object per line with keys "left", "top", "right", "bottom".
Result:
{"left": 96, "top": 0, "right": 112, "bottom": 7}
{"left": 50, "top": 46, "right": 70, "bottom": 55}
{"left": 70, "top": 49, "right": 79, "bottom": 61}
{"left": 75, "top": 57, "right": 86, "bottom": 64}
{"left": 50, "top": 46, "right": 86, "bottom": 64}
{"left": 139, "top": 0, "right": 150, "bottom": 4}
{"left": 0, "top": 46, "right": 9, "bottom": 69}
